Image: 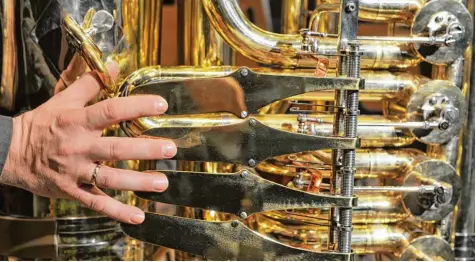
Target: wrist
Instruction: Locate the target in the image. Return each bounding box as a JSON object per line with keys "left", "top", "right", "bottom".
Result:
{"left": 1, "top": 114, "right": 25, "bottom": 186}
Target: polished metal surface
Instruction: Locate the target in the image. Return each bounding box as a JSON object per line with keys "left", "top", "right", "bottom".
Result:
{"left": 2, "top": 0, "right": 473, "bottom": 260}
{"left": 139, "top": 118, "right": 358, "bottom": 165}
{"left": 406, "top": 80, "right": 466, "bottom": 144}
{"left": 412, "top": 0, "right": 473, "bottom": 65}
{"left": 399, "top": 236, "right": 455, "bottom": 261}
{"left": 121, "top": 213, "right": 353, "bottom": 261}
{"left": 126, "top": 67, "right": 361, "bottom": 117}
{"left": 135, "top": 170, "right": 356, "bottom": 217}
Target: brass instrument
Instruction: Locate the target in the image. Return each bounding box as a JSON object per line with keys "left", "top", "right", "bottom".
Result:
{"left": 0, "top": 0, "right": 474, "bottom": 261}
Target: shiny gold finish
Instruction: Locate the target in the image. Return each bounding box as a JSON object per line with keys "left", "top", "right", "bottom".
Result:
{"left": 202, "top": 0, "right": 421, "bottom": 69}
{"left": 0, "top": 0, "right": 17, "bottom": 111}
{"left": 257, "top": 148, "right": 424, "bottom": 179}
{"left": 310, "top": 0, "right": 425, "bottom": 30}
{"left": 254, "top": 214, "right": 422, "bottom": 254}
{"left": 282, "top": 0, "right": 308, "bottom": 34}
{"left": 264, "top": 193, "right": 408, "bottom": 224}
{"left": 178, "top": 0, "right": 234, "bottom": 66}
{"left": 62, "top": 13, "right": 118, "bottom": 97}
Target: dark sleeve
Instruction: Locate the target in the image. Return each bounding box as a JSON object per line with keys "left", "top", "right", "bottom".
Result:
{"left": 0, "top": 115, "right": 13, "bottom": 175}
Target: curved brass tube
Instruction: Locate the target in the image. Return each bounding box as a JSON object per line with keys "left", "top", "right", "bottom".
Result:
{"left": 123, "top": 113, "right": 415, "bottom": 148}
{"left": 256, "top": 148, "right": 424, "bottom": 179}
{"left": 202, "top": 0, "right": 421, "bottom": 69}
{"left": 309, "top": 0, "right": 425, "bottom": 31}
{"left": 264, "top": 193, "right": 408, "bottom": 224}
{"left": 281, "top": 0, "right": 308, "bottom": 34}
{"left": 0, "top": 0, "right": 17, "bottom": 111}
{"left": 254, "top": 215, "right": 422, "bottom": 255}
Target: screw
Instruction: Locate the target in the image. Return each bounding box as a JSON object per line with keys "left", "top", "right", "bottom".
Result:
{"left": 445, "top": 36, "right": 456, "bottom": 46}
{"left": 439, "top": 121, "right": 450, "bottom": 130}
{"left": 240, "top": 68, "right": 249, "bottom": 77}
{"left": 435, "top": 15, "right": 443, "bottom": 23}
{"left": 240, "top": 212, "right": 248, "bottom": 219}
{"left": 429, "top": 96, "right": 438, "bottom": 105}
{"left": 240, "top": 111, "right": 248, "bottom": 118}
{"left": 435, "top": 186, "right": 445, "bottom": 195}
{"left": 231, "top": 221, "right": 239, "bottom": 227}
{"left": 345, "top": 2, "right": 356, "bottom": 13}
{"left": 249, "top": 118, "right": 257, "bottom": 127}
{"left": 248, "top": 159, "right": 256, "bottom": 167}
{"left": 240, "top": 170, "right": 249, "bottom": 178}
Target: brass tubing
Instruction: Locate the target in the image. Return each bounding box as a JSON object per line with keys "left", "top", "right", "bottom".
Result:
{"left": 256, "top": 148, "right": 423, "bottom": 179}
{"left": 202, "top": 0, "right": 421, "bottom": 69}
{"left": 0, "top": 0, "right": 17, "bottom": 111}
{"left": 287, "top": 70, "right": 424, "bottom": 102}
{"left": 254, "top": 215, "right": 419, "bottom": 254}
{"left": 125, "top": 113, "right": 415, "bottom": 147}
{"left": 177, "top": 0, "right": 234, "bottom": 66}
{"left": 309, "top": 0, "right": 425, "bottom": 30}
{"left": 281, "top": 0, "right": 308, "bottom": 34}
{"left": 264, "top": 193, "right": 408, "bottom": 224}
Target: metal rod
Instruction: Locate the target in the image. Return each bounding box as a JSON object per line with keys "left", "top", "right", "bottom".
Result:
{"left": 357, "top": 35, "right": 446, "bottom": 45}
{"left": 360, "top": 121, "right": 441, "bottom": 129}
{"left": 354, "top": 185, "right": 437, "bottom": 193}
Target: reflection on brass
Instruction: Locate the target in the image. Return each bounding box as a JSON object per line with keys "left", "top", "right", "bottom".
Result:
{"left": 201, "top": 0, "right": 421, "bottom": 69}
{"left": 254, "top": 214, "right": 454, "bottom": 260}
{"left": 309, "top": 0, "right": 425, "bottom": 30}
{"left": 281, "top": 0, "right": 308, "bottom": 34}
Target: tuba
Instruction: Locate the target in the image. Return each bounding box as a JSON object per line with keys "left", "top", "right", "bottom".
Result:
{"left": 0, "top": 0, "right": 474, "bottom": 261}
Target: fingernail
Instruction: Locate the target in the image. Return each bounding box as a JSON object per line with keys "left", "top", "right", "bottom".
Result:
{"left": 152, "top": 177, "right": 169, "bottom": 191}
{"left": 162, "top": 141, "right": 177, "bottom": 158}
{"left": 155, "top": 98, "right": 168, "bottom": 113}
{"left": 130, "top": 213, "right": 145, "bottom": 224}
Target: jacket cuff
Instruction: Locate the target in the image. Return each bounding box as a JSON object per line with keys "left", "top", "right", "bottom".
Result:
{"left": 0, "top": 115, "right": 13, "bottom": 175}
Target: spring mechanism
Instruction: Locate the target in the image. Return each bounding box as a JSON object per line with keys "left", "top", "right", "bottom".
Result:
{"left": 338, "top": 40, "right": 361, "bottom": 253}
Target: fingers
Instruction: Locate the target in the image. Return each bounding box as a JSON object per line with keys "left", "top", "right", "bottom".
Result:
{"left": 83, "top": 95, "right": 168, "bottom": 130}
{"left": 88, "top": 137, "right": 176, "bottom": 161}
{"left": 72, "top": 185, "right": 145, "bottom": 224}
{"left": 88, "top": 164, "right": 169, "bottom": 192}
{"left": 58, "top": 61, "right": 120, "bottom": 107}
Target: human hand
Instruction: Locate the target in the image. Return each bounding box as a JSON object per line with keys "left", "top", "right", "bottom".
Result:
{"left": 0, "top": 62, "right": 176, "bottom": 224}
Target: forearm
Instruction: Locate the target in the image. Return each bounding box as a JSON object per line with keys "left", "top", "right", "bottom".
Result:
{"left": 0, "top": 115, "right": 13, "bottom": 176}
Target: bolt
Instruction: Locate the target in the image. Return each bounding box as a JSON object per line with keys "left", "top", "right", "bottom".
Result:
{"left": 429, "top": 96, "right": 438, "bottom": 105}
{"left": 240, "top": 170, "right": 249, "bottom": 178}
{"left": 248, "top": 159, "right": 256, "bottom": 167}
{"left": 345, "top": 2, "right": 356, "bottom": 13}
{"left": 240, "top": 68, "right": 249, "bottom": 77}
{"left": 249, "top": 118, "right": 257, "bottom": 127}
{"left": 445, "top": 36, "right": 456, "bottom": 46}
{"left": 435, "top": 186, "right": 445, "bottom": 195}
{"left": 231, "top": 221, "right": 239, "bottom": 227}
{"left": 435, "top": 15, "right": 444, "bottom": 23}
{"left": 240, "top": 111, "right": 248, "bottom": 118}
{"left": 439, "top": 121, "right": 450, "bottom": 130}
{"left": 240, "top": 212, "right": 248, "bottom": 219}
{"left": 442, "top": 107, "right": 459, "bottom": 122}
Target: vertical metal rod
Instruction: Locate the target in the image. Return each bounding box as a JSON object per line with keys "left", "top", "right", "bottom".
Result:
{"left": 339, "top": 41, "right": 360, "bottom": 253}
{"left": 332, "top": 0, "right": 360, "bottom": 253}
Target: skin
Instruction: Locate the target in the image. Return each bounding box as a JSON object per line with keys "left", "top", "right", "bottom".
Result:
{"left": 0, "top": 62, "right": 176, "bottom": 224}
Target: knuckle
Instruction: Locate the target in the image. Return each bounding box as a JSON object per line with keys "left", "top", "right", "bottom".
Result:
{"left": 88, "top": 198, "right": 106, "bottom": 213}
{"left": 102, "top": 101, "right": 121, "bottom": 121}
{"left": 108, "top": 142, "right": 121, "bottom": 160}
{"left": 55, "top": 113, "right": 72, "bottom": 128}
{"left": 97, "top": 170, "right": 113, "bottom": 188}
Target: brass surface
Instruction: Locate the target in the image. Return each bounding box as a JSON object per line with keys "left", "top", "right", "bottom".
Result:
{"left": 202, "top": 0, "right": 421, "bottom": 69}
{"left": 281, "top": 0, "right": 308, "bottom": 34}
{"left": 0, "top": 0, "right": 17, "bottom": 111}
